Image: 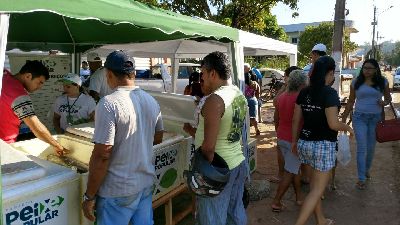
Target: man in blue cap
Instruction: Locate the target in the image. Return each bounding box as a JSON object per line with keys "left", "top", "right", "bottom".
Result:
{"left": 82, "top": 50, "right": 164, "bottom": 225}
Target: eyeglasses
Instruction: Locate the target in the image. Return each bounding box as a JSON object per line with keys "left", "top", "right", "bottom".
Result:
{"left": 363, "top": 67, "right": 376, "bottom": 71}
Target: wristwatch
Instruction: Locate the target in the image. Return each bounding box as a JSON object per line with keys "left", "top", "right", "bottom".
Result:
{"left": 83, "top": 193, "right": 96, "bottom": 202}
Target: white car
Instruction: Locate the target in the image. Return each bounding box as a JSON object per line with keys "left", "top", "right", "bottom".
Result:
{"left": 135, "top": 63, "right": 201, "bottom": 94}
{"left": 393, "top": 67, "right": 400, "bottom": 90}
{"left": 259, "top": 68, "right": 284, "bottom": 91}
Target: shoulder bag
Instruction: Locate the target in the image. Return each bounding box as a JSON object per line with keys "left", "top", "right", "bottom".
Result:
{"left": 376, "top": 102, "right": 400, "bottom": 143}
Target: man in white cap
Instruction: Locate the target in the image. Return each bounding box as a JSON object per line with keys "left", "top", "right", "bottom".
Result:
{"left": 87, "top": 52, "right": 113, "bottom": 102}
{"left": 304, "top": 43, "right": 328, "bottom": 76}
{"left": 310, "top": 43, "right": 327, "bottom": 64}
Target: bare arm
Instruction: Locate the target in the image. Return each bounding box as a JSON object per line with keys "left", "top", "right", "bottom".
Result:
{"left": 85, "top": 143, "right": 112, "bottom": 198}
{"left": 326, "top": 106, "right": 354, "bottom": 136}
{"left": 273, "top": 97, "right": 279, "bottom": 131}
{"left": 52, "top": 112, "right": 63, "bottom": 134}
{"left": 83, "top": 143, "right": 112, "bottom": 221}
{"left": 153, "top": 131, "right": 163, "bottom": 145}
{"left": 23, "top": 116, "right": 67, "bottom": 155}
{"left": 183, "top": 123, "right": 196, "bottom": 138}
{"left": 201, "top": 94, "right": 225, "bottom": 162}
{"left": 378, "top": 82, "right": 392, "bottom": 106}
{"left": 89, "top": 90, "right": 100, "bottom": 103}
{"left": 88, "top": 111, "right": 95, "bottom": 122}
{"left": 341, "top": 85, "right": 356, "bottom": 123}
{"left": 291, "top": 104, "right": 302, "bottom": 145}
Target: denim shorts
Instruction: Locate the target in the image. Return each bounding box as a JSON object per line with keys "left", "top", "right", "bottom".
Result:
{"left": 96, "top": 186, "right": 153, "bottom": 225}
{"left": 278, "top": 139, "right": 301, "bottom": 174}
{"left": 247, "top": 97, "right": 258, "bottom": 118}
{"left": 298, "top": 139, "right": 336, "bottom": 172}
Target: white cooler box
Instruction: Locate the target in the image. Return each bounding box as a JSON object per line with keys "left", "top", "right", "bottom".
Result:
{"left": 1, "top": 140, "right": 80, "bottom": 225}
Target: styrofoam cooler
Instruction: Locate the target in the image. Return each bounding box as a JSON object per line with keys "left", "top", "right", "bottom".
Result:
{"left": 246, "top": 138, "right": 257, "bottom": 173}
{"left": 2, "top": 141, "right": 80, "bottom": 225}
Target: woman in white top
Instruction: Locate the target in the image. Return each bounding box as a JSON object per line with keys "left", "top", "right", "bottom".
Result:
{"left": 53, "top": 73, "right": 96, "bottom": 134}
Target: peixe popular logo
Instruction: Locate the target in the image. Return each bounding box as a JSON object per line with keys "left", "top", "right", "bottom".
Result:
{"left": 155, "top": 148, "right": 177, "bottom": 170}
{"left": 5, "top": 196, "right": 64, "bottom": 225}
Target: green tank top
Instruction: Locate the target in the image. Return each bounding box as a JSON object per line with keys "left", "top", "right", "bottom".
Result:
{"left": 195, "top": 85, "right": 247, "bottom": 169}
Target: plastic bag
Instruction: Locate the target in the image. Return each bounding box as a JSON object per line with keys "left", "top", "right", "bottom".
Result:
{"left": 337, "top": 132, "right": 351, "bottom": 166}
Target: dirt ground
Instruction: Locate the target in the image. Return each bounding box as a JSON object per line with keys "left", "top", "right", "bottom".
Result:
{"left": 246, "top": 73, "right": 400, "bottom": 225}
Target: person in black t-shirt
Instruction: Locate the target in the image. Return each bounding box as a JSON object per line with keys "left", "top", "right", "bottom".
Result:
{"left": 291, "top": 56, "right": 354, "bottom": 225}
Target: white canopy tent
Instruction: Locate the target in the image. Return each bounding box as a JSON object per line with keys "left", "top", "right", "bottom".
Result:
{"left": 97, "top": 33, "right": 297, "bottom": 93}
{"left": 99, "top": 40, "right": 229, "bottom": 92}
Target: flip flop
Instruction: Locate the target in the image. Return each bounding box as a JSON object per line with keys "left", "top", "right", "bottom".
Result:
{"left": 271, "top": 203, "right": 286, "bottom": 213}
{"left": 317, "top": 218, "right": 335, "bottom": 225}
{"left": 356, "top": 181, "right": 366, "bottom": 190}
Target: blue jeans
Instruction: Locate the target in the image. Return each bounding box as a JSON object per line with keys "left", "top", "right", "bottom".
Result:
{"left": 96, "top": 186, "right": 153, "bottom": 225}
{"left": 352, "top": 112, "right": 382, "bottom": 182}
{"left": 196, "top": 161, "right": 247, "bottom": 225}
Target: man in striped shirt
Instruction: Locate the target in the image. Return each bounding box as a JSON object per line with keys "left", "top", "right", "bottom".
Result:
{"left": 0, "top": 60, "right": 67, "bottom": 155}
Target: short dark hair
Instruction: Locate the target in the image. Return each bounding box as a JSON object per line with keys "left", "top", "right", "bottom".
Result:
{"left": 312, "top": 50, "right": 327, "bottom": 57}
{"left": 309, "top": 56, "right": 335, "bottom": 89}
{"left": 284, "top": 66, "right": 301, "bottom": 77}
{"left": 201, "top": 51, "right": 231, "bottom": 80}
{"left": 110, "top": 69, "right": 135, "bottom": 80}
{"left": 19, "top": 60, "right": 49, "bottom": 80}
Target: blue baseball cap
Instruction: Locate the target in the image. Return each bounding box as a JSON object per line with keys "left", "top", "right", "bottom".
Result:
{"left": 104, "top": 50, "right": 135, "bottom": 74}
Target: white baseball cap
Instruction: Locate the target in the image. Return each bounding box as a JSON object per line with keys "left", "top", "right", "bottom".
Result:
{"left": 87, "top": 52, "right": 101, "bottom": 62}
{"left": 60, "top": 73, "right": 82, "bottom": 86}
{"left": 312, "top": 43, "right": 327, "bottom": 52}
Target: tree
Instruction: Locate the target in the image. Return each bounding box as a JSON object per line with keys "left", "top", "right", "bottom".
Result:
{"left": 297, "top": 22, "right": 357, "bottom": 67}
{"left": 384, "top": 41, "right": 400, "bottom": 67}
{"left": 158, "top": 0, "right": 299, "bottom": 31}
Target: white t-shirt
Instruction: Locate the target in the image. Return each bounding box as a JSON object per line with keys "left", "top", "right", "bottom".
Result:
{"left": 53, "top": 94, "right": 97, "bottom": 130}
{"left": 88, "top": 67, "right": 114, "bottom": 98}
{"left": 93, "top": 86, "right": 163, "bottom": 197}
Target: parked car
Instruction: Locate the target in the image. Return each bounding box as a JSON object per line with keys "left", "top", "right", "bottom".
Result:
{"left": 393, "top": 67, "right": 400, "bottom": 90}
{"left": 259, "top": 68, "right": 284, "bottom": 91}
{"left": 135, "top": 63, "right": 201, "bottom": 94}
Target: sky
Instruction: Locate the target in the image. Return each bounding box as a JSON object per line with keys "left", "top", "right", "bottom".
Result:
{"left": 271, "top": 0, "right": 400, "bottom": 45}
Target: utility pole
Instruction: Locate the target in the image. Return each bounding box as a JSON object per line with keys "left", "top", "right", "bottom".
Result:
{"left": 332, "top": 0, "right": 346, "bottom": 97}
{"left": 371, "top": 6, "right": 377, "bottom": 59}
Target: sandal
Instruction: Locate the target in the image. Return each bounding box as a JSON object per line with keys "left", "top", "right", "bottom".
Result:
{"left": 271, "top": 203, "right": 286, "bottom": 213}
{"left": 317, "top": 218, "right": 335, "bottom": 225}
{"left": 356, "top": 181, "right": 366, "bottom": 190}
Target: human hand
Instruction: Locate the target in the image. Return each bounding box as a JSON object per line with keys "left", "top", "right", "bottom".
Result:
{"left": 291, "top": 143, "right": 298, "bottom": 156}
{"left": 82, "top": 199, "right": 96, "bottom": 221}
{"left": 54, "top": 145, "right": 69, "bottom": 156}
{"left": 183, "top": 123, "right": 192, "bottom": 133}
{"left": 346, "top": 125, "right": 355, "bottom": 139}
{"left": 377, "top": 99, "right": 386, "bottom": 107}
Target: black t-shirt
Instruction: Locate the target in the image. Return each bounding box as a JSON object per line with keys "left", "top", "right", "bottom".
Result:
{"left": 296, "top": 86, "right": 340, "bottom": 142}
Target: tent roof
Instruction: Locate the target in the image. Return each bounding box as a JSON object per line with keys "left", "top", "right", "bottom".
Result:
{"left": 1, "top": 0, "right": 238, "bottom": 53}
{"left": 239, "top": 30, "right": 297, "bottom": 56}
{"left": 98, "top": 39, "right": 228, "bottom": 58}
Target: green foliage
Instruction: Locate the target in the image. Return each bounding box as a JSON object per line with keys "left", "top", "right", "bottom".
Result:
{"left": 247, "top": 14, "right": 288, "bottom": 41}
{"left": 246, "top": 56, "right": 290, "bottom": 71}
{"left": 384, "top": 41, "right": 400, "bottom": 66}
{"left": 158, "top": 0, "right": 299, "bottom": 31}
{"left": 297, "top": 22, "right": 358, "bottom": 67}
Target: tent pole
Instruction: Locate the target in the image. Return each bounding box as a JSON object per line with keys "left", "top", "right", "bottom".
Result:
{"left": 171, "top": 58, "right": 179, "bottom": 93}
{"left": 0, "top": 13, "right": 10, "bottom": 224}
